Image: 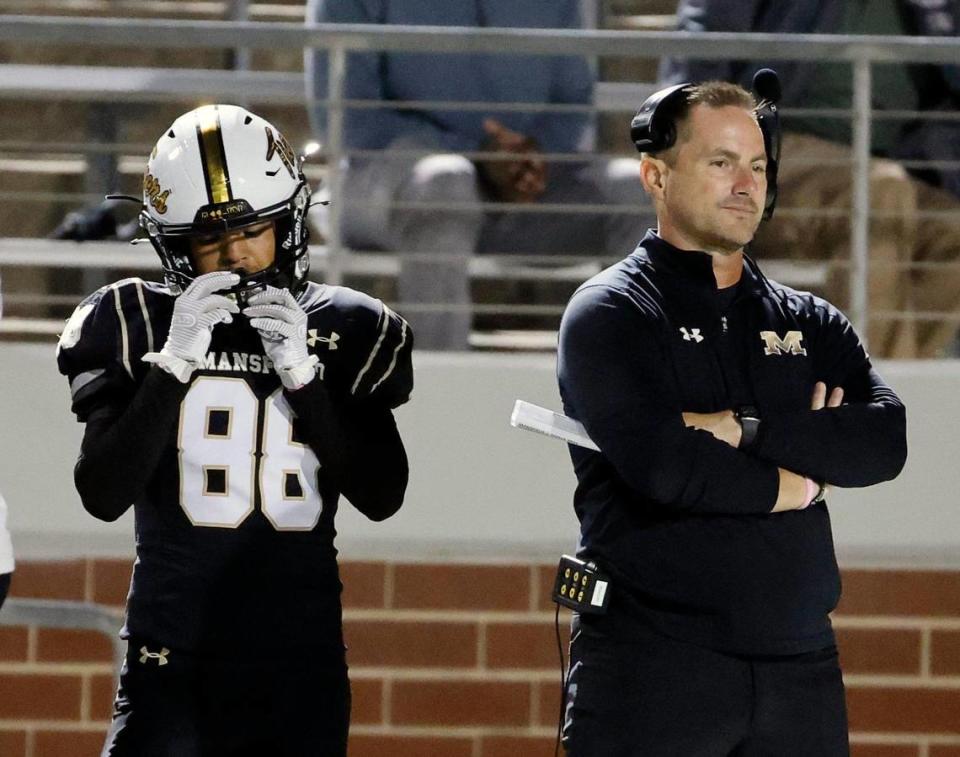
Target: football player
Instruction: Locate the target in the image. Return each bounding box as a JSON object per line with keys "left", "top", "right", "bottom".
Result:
{"left": 57, "top": 105, "right": 413, "bottom": 756}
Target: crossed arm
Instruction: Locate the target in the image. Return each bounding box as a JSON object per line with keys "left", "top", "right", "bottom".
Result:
{"left": 683, "top": 382, "right": 844, "bottom": 512}
{"left": 684, "top": 307, "right": 907, "bottom": 492}
{"left": 557, "top": 289, "right": 907, "bottom": 516}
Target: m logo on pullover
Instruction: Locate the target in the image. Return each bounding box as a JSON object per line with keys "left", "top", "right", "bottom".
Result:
{"left": 760, "top": 331, "right": 807, "bottom": 356}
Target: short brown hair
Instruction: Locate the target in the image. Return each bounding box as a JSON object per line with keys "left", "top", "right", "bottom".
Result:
{"left": 685, "top": 81, "right": 758, "bottom": 112}
{"left": 652, "top": 81, "right": 759, "bottom": 161}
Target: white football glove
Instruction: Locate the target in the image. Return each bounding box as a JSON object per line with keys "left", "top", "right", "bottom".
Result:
{"left": 243, "top": 286, "right": 320, "bottom": 390}
{"left": 143, "top": 271, "right": 240, "bottom": 383}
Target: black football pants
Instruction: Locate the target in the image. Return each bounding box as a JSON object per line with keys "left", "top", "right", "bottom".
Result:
{"left": 562, "top": 619, "right": 849, "bottom": 757}
{"left": 101, "top": 639, "right": 351, "bottom": 757}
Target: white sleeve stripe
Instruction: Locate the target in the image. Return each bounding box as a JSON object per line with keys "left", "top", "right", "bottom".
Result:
{"left": 370, "top": 316, "right": 407, "bottom": 395}
{"left": 70, "top": 368, "right": 106, "bottom": 397}
{"left": 351, "top": 302, "right": 390, "bottom": 396}
{"left": 134, "top": 280, "right": 154, "bottom": 354}
{"left": 112, "top": 284, "right": 134, "bottom": 379}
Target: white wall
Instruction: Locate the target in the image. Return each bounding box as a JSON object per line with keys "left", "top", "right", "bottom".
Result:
{"left": 1, "top": 343, "right": 957, "bottom": 566}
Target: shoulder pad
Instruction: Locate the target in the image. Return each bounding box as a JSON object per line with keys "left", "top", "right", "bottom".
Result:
{"left": 314, "top": 285, "right": 413, "bottom": 407}
{"left": 57, "top": 278, "right": 172, "bottom": 419}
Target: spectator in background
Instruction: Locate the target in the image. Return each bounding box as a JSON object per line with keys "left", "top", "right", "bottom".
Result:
{"left": 307, "top": 0, "right": 649, "bottom": 350}
{"left": 661, "top": 0, "right": 960, "bottom": 358}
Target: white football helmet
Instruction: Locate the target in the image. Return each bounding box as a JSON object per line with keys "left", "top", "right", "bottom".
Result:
{"left": 140, "top": 104, "right": 312, "bottom": 297}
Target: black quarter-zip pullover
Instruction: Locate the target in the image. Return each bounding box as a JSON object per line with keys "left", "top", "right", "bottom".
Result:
{"left": 557, "top": 231, "right": 907, "bottom": 656}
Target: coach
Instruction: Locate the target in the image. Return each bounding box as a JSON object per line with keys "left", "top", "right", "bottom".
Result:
{"left": 557, "top": 80, "right": 907, "bottom": 755}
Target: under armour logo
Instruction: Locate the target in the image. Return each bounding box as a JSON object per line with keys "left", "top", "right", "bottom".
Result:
{"left": 139, "top": 646, "right": 170, "bottom": 666}
{"left": 307, "top": 329, "right": 339, "bottom": 350}
{"left": 760, "top": 330, "right": 807, "bottom": 356}
{"left": 679, "top": 327, "right": 704, "bottom": 343}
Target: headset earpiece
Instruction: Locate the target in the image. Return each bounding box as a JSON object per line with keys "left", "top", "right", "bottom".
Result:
{"left": 630, "top": 83, "right": 693, "bottom": 154}
{"left": 752, "top": 68, "right": 782, "bottom": 220}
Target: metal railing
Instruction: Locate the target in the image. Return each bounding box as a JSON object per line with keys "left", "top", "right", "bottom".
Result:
{"left": 0, "top": 237, "right": 829, "bottom": 341}
{"left": 1, "top": 16, "right": 960, "bottom": 345}
{"left": 0, "top": 598, "right": 125, "bottom": 681}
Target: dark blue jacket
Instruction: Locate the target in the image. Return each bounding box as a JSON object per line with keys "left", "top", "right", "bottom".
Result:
{"left": 558, "top": 232, "right": 907, "bottom": 655}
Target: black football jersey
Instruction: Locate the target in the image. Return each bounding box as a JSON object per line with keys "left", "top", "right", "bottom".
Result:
{"left": 57, "top": 278, "right": 412, "bottom": 657}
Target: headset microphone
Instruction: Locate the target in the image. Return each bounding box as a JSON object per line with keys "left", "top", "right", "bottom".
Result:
{"left": 752, "top": 68, "right": 782, "bottom": 219}
{"left": 752, "top": 68, "right": 782, "bottom": 105}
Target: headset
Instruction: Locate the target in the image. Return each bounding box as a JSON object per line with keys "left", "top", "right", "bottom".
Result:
{"left": 629, "top": 83, "right": 693, "bottom": 155}
{"left": 630, "top": 69, "right": 782, "bottom": 219}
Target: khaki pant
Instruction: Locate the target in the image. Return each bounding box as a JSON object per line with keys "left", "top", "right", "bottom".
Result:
{"left": 751, "top": 132, "right": 960, "bottom": 358}
{"left": 322, "top": 135, "right": 651, "bottom": 351}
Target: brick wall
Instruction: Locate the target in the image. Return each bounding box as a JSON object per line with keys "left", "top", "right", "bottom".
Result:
{"left": 1, "top": 560, "right": 959, "bottom": 756}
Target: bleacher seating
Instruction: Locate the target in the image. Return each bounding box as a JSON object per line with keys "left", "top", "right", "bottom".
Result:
{"left": 15, "top": 2, "right": 945, "bottom": 350}
{"left": 0, "top": 0, "right": 680, "bottom": 347}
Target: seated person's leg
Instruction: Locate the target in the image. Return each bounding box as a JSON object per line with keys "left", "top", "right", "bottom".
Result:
{"left": 591, "top": 157, "right": 655, "bottom": 255}
{"left": 749, "top": 132, "right": 836, "bottom": 269}
{"left": 909, "top": 180, "right": 960, "bottom": 357}
{"left": 476, "top": 159, "right": 650, "bottom": 258}
{"left": 394, "top": 153, "right": 484, "bottom": 351}
{"left": 865, "top": 161, "right": 919, "bottom": 358}
{"left": 335, "top": 142, "right": 484, "bottom": 351}
{"left": 750, "top": 132, "right": 919, "bottom": 357}
{"left": 336, "top": 149, "right": 416, "bottom": 252}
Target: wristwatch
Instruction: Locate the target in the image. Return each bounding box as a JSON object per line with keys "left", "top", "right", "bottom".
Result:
{"left": 735, "top": 405, "right": 761, "bottom": 450}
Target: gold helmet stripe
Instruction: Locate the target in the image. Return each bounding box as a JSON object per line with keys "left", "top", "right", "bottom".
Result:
{"left": 194, "top": 105, "right": 232, "bottom": 205}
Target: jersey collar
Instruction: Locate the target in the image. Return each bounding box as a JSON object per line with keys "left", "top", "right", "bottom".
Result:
{"left": 636, "top": 230, "right": 767, "bottom": 298}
